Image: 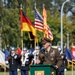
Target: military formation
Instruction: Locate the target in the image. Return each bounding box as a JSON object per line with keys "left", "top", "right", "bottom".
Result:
{"left": 7, "top": 38, "right": 67, "bottom": 75}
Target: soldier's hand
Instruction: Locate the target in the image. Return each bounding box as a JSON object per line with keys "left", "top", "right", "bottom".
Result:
{"left": 8, "top": 56, "right": 11, "bottom": 59}
{"left": 21, "top": 57, "right": 23, "bottom": 62}
{"left": 14, "top": 55, "right": 17, "bottom": 59}
{"left": 55, "top": 65, "right": 58, "bottom": 69}
{"left": 30, "top": 60, "right": 34, "bottom": 65}
{"left": 36, "top": 59, "right": 40, "bottom": 64}
{"left": 8, "top": 56, "right": 11, "bottom": 62}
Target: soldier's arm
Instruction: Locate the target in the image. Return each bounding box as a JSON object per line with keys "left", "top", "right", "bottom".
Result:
{"left": 8, "top": 55, "right": 11, "bottom": 62}
{"left": 38, "top": 52, "right": 45, "bottom": 64}
{"left": 55, "top": 49, "right": 63, "bottom": 68}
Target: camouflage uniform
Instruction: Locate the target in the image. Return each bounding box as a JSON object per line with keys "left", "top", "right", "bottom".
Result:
{"left": 38, "top": 38, "right": 63, "bottom": 75}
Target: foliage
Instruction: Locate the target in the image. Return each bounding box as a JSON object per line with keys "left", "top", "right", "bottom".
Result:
{"left": 0, "top": 0, "right": 75, "bottom": 49}
{"left": 0, "top": 0, "right": 21, "bottom": 48}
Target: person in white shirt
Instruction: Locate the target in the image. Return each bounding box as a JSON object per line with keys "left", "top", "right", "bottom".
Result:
{"left": 20, "top": 47, "right": 30, "bottom": 75}
{"left": 32, "top": 46, "right": 40, "bottom": 64}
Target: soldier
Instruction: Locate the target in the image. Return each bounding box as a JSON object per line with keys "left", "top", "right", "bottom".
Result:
{"left": 8, "top": 47, "right": 19, "bottom": 75}
{"left": 29, "top": 44, "right": 34, "bottom": 54}
{"left": 36, "top": 38, "right": 62, "bottom": 75}
{"left": 20, "top": 47, "right": 32, "bottom": 75}
{"left": 58, "top": 47, "right": 67, "bottom": 75}
{"left": 32, "top": 46, "right": 40, "bottom": 64}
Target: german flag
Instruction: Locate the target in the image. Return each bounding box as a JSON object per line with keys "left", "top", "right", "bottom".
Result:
{"left": 20, "top": 8, "right": 36, "bottom": 39}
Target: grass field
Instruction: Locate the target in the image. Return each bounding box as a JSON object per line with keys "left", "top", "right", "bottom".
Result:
{"left": 0, "top": 71, "right": 75, "bottom": 75}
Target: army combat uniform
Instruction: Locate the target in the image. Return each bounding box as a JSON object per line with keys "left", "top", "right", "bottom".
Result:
{"left": 38, "top": 38, "right": 63, "bottom": 75}
{"left": 39, "top": 47, "right": 62, "bottom": 67}
{"left": 39, "top": 47, "right": 62, "bottom": 75}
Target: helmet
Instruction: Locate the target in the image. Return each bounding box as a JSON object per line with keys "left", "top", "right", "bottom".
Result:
{"left": 35, "top": 46, "right": 40, "bottom": 50}
{"left": 10, "top": 46, "right": 15, "bottom": 51}
{"left": 58, "top": 47, "right": 61, "bottom": 51}
{"left": 23, "top": 47, "right": 27, "bottom": 51}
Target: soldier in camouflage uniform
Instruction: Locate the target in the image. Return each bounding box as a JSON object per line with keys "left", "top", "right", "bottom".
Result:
{"left": 36, "top": 38, "right": 62, "bottom": 75}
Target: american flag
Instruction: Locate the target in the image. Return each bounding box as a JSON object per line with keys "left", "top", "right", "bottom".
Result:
{"left": 34, "top": 8, "right": 43, "bottom": 31}
{"left": 47, "top": 26, "right": 53, "bottom": 40}
{"left": 34, "top": 8, "right": 53, "bottom": 40}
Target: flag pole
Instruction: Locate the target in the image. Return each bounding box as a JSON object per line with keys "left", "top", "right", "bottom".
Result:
{"left": 20, "top": 4, "right": 24, "bottom": 64}
{"left": 43, "top": 4, "right": 45, "bottom": 38}
{"left": 72, "top": 57, "right": 73, "bottom": 75}
{"left": 21, "top": 31, "right": 23, "bottom": 52}
{"left": 21, "top": 31, "right": 24, "bottom": 64}
{"left": 34, "top": 3, "right": 37, "bottom": 50}
{"left": 20, "top": 4, "right": 23, "bottom": 51}
{"left": 34, "top": 3, "right": 37, "bottom": 64}
{"left": 72, "top": 44, "right": 74, "bottom": 75}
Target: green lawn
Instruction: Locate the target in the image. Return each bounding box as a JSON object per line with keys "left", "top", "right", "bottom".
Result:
{"left": 0, "top": 71, "right": 75, "bottom": 75}
{"left": 0, "top": 71, "right": 21, "bottom": 75}
{"left": 66, "top": 71, "right": 75, "bottom": 75}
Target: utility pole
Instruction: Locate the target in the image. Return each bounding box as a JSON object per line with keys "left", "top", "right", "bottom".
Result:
{"left": 60, "top": 0, "right": 70, "bottom": 53}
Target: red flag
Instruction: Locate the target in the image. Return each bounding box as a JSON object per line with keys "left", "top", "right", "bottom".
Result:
{"left": 71, "top": 46, "right": 75, "bottom": 60}
{"left": 17, "top": 48, "right": 22, "bottom": 55}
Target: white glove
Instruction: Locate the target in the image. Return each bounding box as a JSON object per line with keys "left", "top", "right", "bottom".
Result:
{"left": 14, "top": 55, "right": 17, "bottom": 59}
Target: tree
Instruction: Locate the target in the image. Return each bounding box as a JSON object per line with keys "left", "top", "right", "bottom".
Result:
{"left": 1, "top": 0, "right": 21, "bottom": 48}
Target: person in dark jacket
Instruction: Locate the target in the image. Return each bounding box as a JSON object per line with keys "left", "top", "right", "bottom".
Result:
{"left": 8, "top": 47, "right": 19, "bottom": 75}
{"left": 58, "top": 47, "right": 68, "bottom": 75}
{"left": 20, "top": 47, "right": 33, "bottom": 75}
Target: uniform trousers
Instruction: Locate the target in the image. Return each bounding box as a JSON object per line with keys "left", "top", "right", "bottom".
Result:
{"left": 58, "top": 71, "right": 64, "bottom": 75}
{"left": 9, "top": 70, "right": 17, "bottom": 75}
{"left": 21, "top": 70, "right": 28, "bottom": 75}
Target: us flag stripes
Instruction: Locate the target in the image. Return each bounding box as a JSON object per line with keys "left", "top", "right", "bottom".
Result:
{"left": 34, "top": 7, "right": 53, "bottom": 40}
{"left": 47, "top": 26, "right": 53, "bottom": 40}
{"left": 34, "top": 8, "right": 43, "bottom": 32}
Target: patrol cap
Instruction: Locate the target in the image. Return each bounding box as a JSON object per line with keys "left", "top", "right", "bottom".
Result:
{"left": 41, "top": 38, "right": 51, "bottom": 45}
{"left": 23, "top": 47, "right": 27, "bottom": 51}
{"left": 35, "top": 46, "right": 40, "bottom": 50}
